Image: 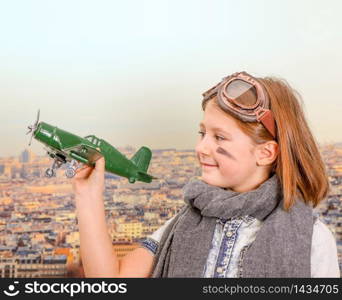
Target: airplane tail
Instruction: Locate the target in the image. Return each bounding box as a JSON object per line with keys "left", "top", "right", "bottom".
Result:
{"left": 130, "top": 146, "right": 152, "bottom": 173}
{"left": 136, "top": 171, "right": 156, "bottom": 183}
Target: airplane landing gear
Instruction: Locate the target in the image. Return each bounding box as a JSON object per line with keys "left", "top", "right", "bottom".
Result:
{"left": 45, "top": 158, "right": 63, "bottom": 178}
{"left": 65, "top": 168, "right": 76, "bottom": 178}
{"left": 45, "top": 168, "right": 55, "bottom": 178}
{"left": 65, "top": 159, "right": 79, "bottom": 178}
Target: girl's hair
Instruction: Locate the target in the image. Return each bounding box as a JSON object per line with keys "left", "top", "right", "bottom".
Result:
{"left": 202, "top": 76, "right": 330, "bottom": 211}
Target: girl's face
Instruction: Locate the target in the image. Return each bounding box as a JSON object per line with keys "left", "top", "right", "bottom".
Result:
{"left": 195, "top": 100, "right": 260, "bottom": 192}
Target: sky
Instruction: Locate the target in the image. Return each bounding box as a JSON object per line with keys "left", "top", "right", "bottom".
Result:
{"left": 0, "top": 0, "right": 341, "bottom": 157}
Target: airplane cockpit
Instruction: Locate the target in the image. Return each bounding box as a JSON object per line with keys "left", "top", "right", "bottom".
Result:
{"left": 84, "top": 135, "right": 101, "bottom": 147}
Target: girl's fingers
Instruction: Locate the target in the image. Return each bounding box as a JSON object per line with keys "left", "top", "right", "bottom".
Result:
{"left": 74, "top": 165, "right": 93, "bottom": 179}
{"left": 73, "top": 157, "right": 104, "bottom": 181}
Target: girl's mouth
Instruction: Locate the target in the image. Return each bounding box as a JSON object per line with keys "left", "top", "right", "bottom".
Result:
{"left": 201, "top": 162, "right": 218, "bottom": 168}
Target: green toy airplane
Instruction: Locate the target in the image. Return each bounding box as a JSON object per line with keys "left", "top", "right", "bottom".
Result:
{"left": 26, "top": 110, "right": 156, "bottom": 183}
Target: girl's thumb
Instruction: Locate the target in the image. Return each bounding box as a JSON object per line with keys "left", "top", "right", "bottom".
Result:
{"left": 95, "top": 157, "right": 105, "bottom": 173}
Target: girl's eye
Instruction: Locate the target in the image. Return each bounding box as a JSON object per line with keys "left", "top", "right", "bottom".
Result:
{"left": 198, "top": 131, "right": 225, "bottom": 141}
{"left": 198, "top": 131, "right": 205, "bottom": 137}
{"left": 215, "top": 135, "right": 225, "bottom": 141}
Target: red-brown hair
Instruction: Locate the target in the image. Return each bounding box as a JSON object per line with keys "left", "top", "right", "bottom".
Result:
{"left": 202, "top": 76, "right": 330, "bottom": 211}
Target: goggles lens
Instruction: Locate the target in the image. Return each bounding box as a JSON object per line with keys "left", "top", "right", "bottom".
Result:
{"left": 225, "top": 79, "right": 258, "bottom": 107}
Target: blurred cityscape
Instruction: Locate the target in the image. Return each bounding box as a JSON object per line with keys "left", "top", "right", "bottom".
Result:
{"left": 0, "top": 144, "right": 341, "bottom": 278}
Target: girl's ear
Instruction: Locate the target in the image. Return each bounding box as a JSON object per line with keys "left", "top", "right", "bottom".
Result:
{"left": 255, "top": 141, "right": 279, "bottom": 166}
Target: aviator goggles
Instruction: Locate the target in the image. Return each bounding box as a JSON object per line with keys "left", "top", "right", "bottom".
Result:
{"left": 202, "top": 71, "right": 276, "bottom": 139}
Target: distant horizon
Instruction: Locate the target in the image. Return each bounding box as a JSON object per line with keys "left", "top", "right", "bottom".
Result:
{"left": 1, "top": 141, "right": 341, "bottom": 160}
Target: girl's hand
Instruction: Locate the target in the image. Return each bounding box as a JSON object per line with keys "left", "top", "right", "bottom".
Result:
{"left": 72, "top": 157, "right": 105, "bottom": 201}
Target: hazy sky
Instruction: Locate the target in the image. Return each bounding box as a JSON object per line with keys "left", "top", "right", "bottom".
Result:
{"left": 0, "top": 0, "right": 341, "bottom": 157}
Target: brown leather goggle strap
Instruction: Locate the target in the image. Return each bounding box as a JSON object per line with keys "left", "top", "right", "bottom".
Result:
{"left": 255, "top": 107, "right": 276, "bottom": 139}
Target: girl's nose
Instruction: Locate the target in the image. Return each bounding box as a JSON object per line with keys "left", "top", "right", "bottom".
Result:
{"left": 195, "top": 137, "right": 211, "bottom": 156}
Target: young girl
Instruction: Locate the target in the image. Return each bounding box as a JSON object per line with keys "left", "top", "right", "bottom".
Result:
{"left": 72, "top": 71, "right": 340, "bottom": 278}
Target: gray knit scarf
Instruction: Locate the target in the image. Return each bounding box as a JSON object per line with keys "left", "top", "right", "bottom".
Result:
{"left": 151, "top": 173, "right": 315, "bottom": 277}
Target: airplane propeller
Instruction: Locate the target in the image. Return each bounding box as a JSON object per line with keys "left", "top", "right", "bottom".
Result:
{"left": 27, "top": 109, "right": 40, "bottom": 146}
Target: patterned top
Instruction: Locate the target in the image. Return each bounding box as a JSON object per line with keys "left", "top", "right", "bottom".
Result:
{"left": 202, "top": 215, "right": 261, "bottom": 277}
{"left": 139, "top": 214, "right": 341, "bottom": 278}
